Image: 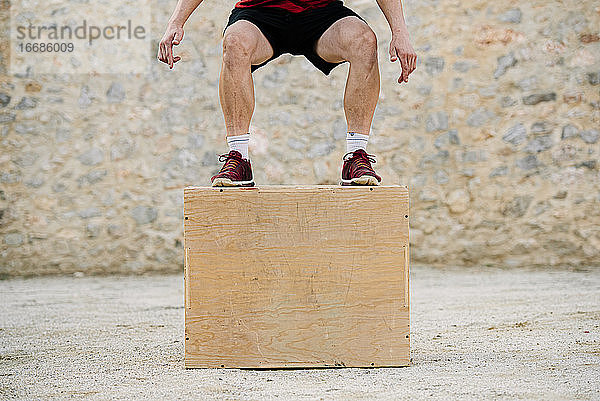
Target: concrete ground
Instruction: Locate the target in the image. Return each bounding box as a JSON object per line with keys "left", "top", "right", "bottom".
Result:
{"left": 1, "top": 266, "right": 598, "bottom": 400}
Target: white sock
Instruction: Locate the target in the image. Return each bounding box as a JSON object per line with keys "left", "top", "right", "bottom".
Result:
{"left": 346, "top": 132, "right": 369, "bottom": 153}
{"left": 227, "top": 133, "right": 250, "bottom": 159}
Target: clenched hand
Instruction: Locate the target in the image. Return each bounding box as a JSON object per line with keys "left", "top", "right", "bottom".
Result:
{"left": 158, "top": 24, "right": 184, "bottom": 69}
{"left": 389, "top": 31, "right": 417, "bottom": 84}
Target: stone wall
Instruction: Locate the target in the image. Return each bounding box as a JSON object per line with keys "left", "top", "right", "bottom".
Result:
{"left": 1, "top": 0, "right": 599, "bottom": 276}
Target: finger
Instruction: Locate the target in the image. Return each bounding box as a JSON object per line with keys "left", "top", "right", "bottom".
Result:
{"left": 161, "top": 43, "right": 168, "bottom": 64}
{"left": 400, "top": 54, "right": 409, "bottom": 82}
{"left": 389, "top": 46, "right": 398, "bottom": 62}
{"left": 162, "top": 42, "right": 169, "bottom": 64}
{"left": 166, "top": 40, "right": 174, "bottom": 68}
{"left": 396, "top": 51, "right": 406, "bottom": 83}
{"left": 173, "top": 56, "right": 181, "bottom": 63}
{"left": 409, "top": 55, "right": 416, "bottom": 74}
{"left": 173, "top": 30, "right": 183, "bottom": 46}
{"left": 158, "top": 42, "right": 166, "bottom": 63}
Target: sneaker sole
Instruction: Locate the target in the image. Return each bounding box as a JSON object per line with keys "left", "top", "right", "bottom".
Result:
{"left": 211, "top": 177, "right": 255, "bottom": 187}
{"left": 340, "top": 175, "right": 381, "bottom": 186}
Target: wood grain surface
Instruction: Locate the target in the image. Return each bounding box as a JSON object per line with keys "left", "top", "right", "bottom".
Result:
{"left": 184, "top": 185, "right": 410, "bottom": 368}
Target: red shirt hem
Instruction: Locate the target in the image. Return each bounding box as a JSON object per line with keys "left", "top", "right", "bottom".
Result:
{"left": 235, "top": 0, "right": 335, "bottom": 13}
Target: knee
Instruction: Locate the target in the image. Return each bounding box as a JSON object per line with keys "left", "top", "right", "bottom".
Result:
{"left": 222, "top": 33, "right": 255, "bottom": 66}
{"left": 347, "top": 28, "right": 378, "bottom": 66}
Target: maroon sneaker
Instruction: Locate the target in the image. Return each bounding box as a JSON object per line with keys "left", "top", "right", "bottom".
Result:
{"left": 211, "top": 150, "right": 254, "bottom": 187}
{"left": 340, "top": 149, "right": 382, "bottom": 186}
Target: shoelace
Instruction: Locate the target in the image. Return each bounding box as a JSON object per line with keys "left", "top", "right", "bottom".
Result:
{"left": 343, "top": 151, "right": 377, "bottom": 164}
{"left": 343, "top": 151, "right": 377, "bottom": 174}
{"left": 217, "top": 152, "right": 247, "bottom": 178}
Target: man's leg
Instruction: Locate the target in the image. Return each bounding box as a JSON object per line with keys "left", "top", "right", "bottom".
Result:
{"left": 211, "top": 20, "right": 273, "bottom": 187}
{"left": 316, "top": 17, "right": 381, "bottom": 185}
{"left": 220, "top": 20, "right": 274, "bottom": 137}
{"left": 315, "top": 16, "right": 380, "bottom": 136}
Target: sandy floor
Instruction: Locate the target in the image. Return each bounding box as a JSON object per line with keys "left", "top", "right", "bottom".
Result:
{"left": 1, "top": 266, "right": 599, "bottom": 400}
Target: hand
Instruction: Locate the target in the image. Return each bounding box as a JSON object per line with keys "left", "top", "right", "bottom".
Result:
{"left": 158, "top": 24, "right": 184, "bottom": 69}
{"left": 389, "top": 31, "right": 417, "bottom": 84}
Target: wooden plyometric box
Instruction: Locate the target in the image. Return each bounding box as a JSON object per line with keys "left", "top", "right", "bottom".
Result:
{"left": 184, "top": 185, "right": 410, "bottom": 368}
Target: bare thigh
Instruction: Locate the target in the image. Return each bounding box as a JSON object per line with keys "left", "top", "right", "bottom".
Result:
{"left": 223, "top": 20, "right": 274, "bottom": 65}
{"left": 315, "top": 16, "right": 375, "bottom": 64}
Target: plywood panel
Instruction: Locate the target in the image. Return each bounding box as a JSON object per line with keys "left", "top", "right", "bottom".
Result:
{"left": 184, "top": 185, "right": 410, "bottom": 368}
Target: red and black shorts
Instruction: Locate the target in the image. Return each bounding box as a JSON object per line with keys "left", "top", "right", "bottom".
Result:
{"left": 224, "top": 1, "right": 366, "bottom": 75}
